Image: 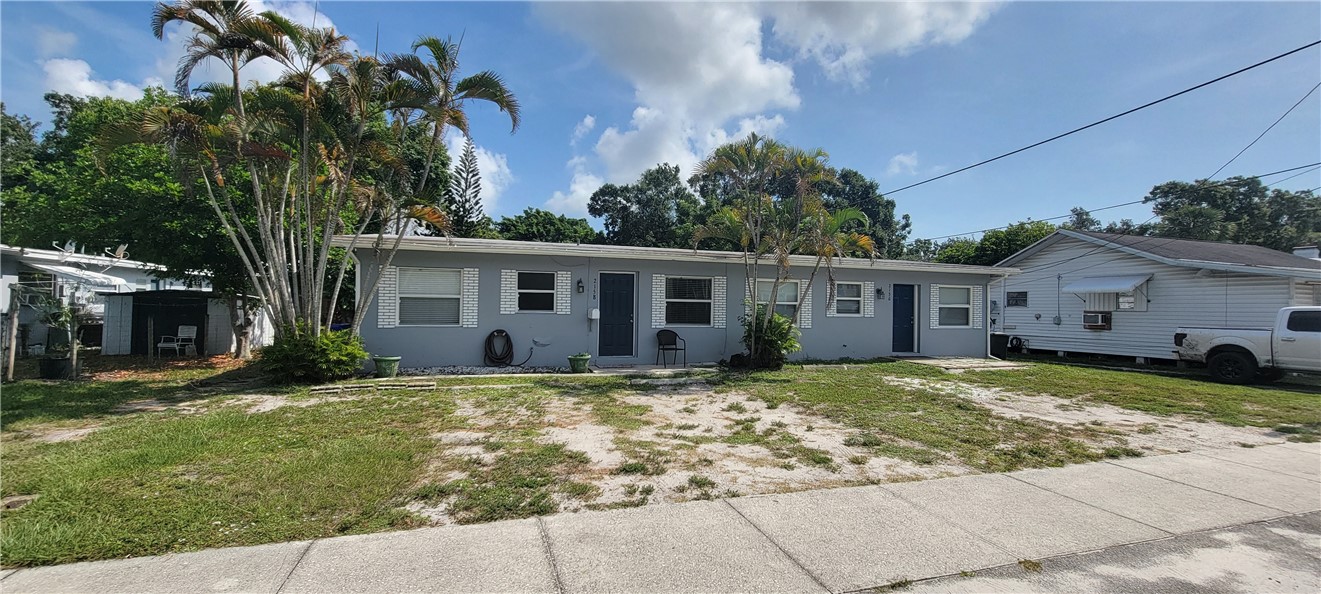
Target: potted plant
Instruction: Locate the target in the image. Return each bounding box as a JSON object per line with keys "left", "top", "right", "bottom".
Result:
{"left": 567, "top": 352, "right": 592, "bottom": 373}
{"left": 35, "top": 297, "right": 81, "bottom": 380}
{"left": 372, "top": 355, "right": 403, "bottom": 378}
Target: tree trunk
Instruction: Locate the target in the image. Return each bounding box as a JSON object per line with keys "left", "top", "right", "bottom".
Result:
{"left": 227, "top": 296, "right": 253, "bottom": 359}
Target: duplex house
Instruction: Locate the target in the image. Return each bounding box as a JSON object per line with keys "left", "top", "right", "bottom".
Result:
{"left": 989, "top": 230, "right": 1321, "bottom": 362}
{"left": 336, "top": 236, "right": 1014, "bottom": 368}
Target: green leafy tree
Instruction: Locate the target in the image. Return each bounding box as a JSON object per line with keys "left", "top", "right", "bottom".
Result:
{"left": 443, "top": 136, "right": 497, "bottom": 238}
{"left": 588, "top": 163, "right": 702, "bottom": 248}
{"left": 1, "top": 103, "right": 39, "bottom": 182}
{"left": 496, "top": 208, "right": 599, "bottom": 243}
{"left": 933, "top": 238, "right": 978, "bottom": 264}
{"left": 1143, "top": 178, "right": 1320, "bottom": 250}
{"left": 819, "top": 168, "right": 911, "bottom": 258}
{"left": 1062, "top": 206, "right": 1101, "bottom": 231}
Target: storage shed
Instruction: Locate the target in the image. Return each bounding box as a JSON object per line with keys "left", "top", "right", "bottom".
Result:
{"left": 101, "top": 290, "right": 272, "bottom": 356}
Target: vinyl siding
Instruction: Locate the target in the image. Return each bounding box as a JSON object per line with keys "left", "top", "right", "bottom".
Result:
{"left": 1290, "top": 278, "right": 1321, "bottom": 306}
{"left": 990, "top": 236, "right": 1295, "bottom": 360}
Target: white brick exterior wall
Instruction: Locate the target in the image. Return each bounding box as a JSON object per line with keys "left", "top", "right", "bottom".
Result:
{"left": 651, "top": 274, "right": 666, "bottom": 328}
{"left": 798, "top": 282, "right": 812, "bottom": 329}
{"left": 712, "top": 276, "right": 727, "bottom": 329}
{"left": 863, "top": 281, "right": 876, "bottom": 318}
{"left": 972, "top": 285, "right": 984, "bottom": 329}
{"left": 461, "top": 268, "right": 479, "bottom": 328}
{"left": 555, "top": 271, "right": 572, "bottom": 315}
{"left": 500, "top": 269, "right": 518, "bottom": 315}
{"left": 377, "top": 266, "right": 398, "bottom": 328}
{"left": 930, "top": 284, "right": 941, "bottom": 329}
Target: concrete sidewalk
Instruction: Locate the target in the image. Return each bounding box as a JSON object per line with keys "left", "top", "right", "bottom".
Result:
{"left": 3, "top": 442, "right": 1318, "bottom": 593}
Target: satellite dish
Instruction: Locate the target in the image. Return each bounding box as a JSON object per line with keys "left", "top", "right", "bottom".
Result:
{"left": 105, "top": 244, "right": 129, "bottom": 260}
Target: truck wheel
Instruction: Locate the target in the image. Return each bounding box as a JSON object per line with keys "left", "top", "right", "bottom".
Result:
{"left": 1208, "top": 351, "right": 1257, "bottom": 384}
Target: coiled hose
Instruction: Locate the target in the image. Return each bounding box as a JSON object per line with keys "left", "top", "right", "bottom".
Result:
{"left": 484, "top": 329, "right": 533, "bottom": 367}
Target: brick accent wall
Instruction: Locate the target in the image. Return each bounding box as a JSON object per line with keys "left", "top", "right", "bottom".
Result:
{"left": 863, "top": 281, "right": 876, "bottom": 318}
{"left": 651, "top": 274, "right": 666, "bottom": 328}
{"left": 929, "top": 284, "right": 941, "bottom": 329}
{"left": 798, "top": 281, "right": 812, "bottom": 329}
{"left": 500, "top": 269, "right": 517, "bottom": 314}
{"left": 377, "top": 266, "right": 398, "bottom": 328}
{"left": 972, "top": 285, "right": 984, "bottom": 329}
{"left": 461, "top": 268, "right": 479, "bottom": 328}
{"left": 555, "top": 271, "right": 572, "bottom": 315}
{"left": 712, "top": 276, "right": 727, "bottom": 329}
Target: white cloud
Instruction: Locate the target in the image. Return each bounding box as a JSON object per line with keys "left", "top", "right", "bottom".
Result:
{"left": 767, "top": 2, "right": 999, "bottom": 86}
{"left": 446, "top": 134, "right": 514, "bottom": 216}
{"left": 42, "top": 59, "right": 154, "bottom": 100}
{"left": 152, "top": 0, "right": 359, "bottom": 93}
{"left": 537, "top": 2, "right": 995, "bottom": 198}
{"left": 886, "top": 152, "right": 920, "bottom": 177}
{"left": 37, "top": 28, "right": 78, "bottom": 58}
{"left": 545, "top": 157, "right": 604, "bottom": 217}
{"left": 570, "top": 115, "right": 596, "bottom": 146}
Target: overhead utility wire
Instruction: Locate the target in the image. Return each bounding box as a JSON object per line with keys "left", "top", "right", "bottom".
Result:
{"left": 920, "top": 162, "right": 1321, "bottom": 242}
{"left": 1011, "top": 162, "right": 1321, "bottom": 274}
{"left": 883, "top": 40, "right": 1321, "bottom": 196}
{"left": 1208, "top": 81, "right": 1321, "bottom": 179}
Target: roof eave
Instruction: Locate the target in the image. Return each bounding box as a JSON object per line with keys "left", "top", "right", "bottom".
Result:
{"left": 330, "top": 235, "right": 1020, "bottom": 276}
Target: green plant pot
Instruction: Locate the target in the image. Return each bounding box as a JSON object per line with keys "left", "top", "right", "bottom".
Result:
{"left": 567, "top": 355, "right": 591, "bottom": 374}
{"left": 372, "top": 356, "right": 403, "bottom": 379}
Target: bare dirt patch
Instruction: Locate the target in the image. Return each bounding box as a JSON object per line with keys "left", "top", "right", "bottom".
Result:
{"left": 880, "top": 376, "right": 1285, "bottom": 453}
{"left": 532, "top": 385, "right": 971, "bottom": 511}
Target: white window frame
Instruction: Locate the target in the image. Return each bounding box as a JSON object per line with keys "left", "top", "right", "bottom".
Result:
{"left": 1006, "top": 291, "right": 1028, "bottom": 307}
{"left": 935, "top": 285, "right": 973, "bottom": 328}
{"left": 516, "top": 271, "right": 557, "bottom": 313}
{"left": 832, "top": 281, "right": 864, "bottom": 317}
{"left": 756, "top": 279, "right": 800, "bottom": 320}
{"left": 664, "top": 276, "right": 713, "bottom": 327}
{"left": 397, "top": 267, "right": 463, "bottom": 327}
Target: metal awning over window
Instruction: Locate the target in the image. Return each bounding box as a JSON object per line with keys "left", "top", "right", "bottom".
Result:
{"left": 25, "top": 263, "right": 133, "bottom": 292}
{"left": 1060, "top": 274, "right": 1151, "bottom": 294}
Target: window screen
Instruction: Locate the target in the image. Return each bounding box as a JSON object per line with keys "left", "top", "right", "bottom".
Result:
{"left": 936, "top": 286, "right": 972, "bottom": 327}
{"left": 665, "top": 277, "right": 712, "bottom": 325}
{"left": 517, "top": 272, "right": 556, "bottom": 312}
{"left": 835, "top": 282, "right": 862, "bottom": 315}
{"left": 756, "top": 280, "right": 798, "bottom": 320}
{"left": 397, "top": 268, "right": 462, "bottom": 325}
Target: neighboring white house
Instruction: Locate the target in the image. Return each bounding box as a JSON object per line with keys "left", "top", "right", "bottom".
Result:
{"left": 1, "top": 244, "right": 210, "bottom": 354}
{"left": 989, "top": 230, "right": 1321, "bottom": 362}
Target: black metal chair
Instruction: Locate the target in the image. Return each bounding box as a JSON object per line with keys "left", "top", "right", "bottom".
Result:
{"left": 656, "top": 329, "right": 686, "bottom": 368}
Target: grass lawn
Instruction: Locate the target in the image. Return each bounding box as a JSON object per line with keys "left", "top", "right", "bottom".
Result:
{"left": 2, "top": 355, "right": 1317, "bottom": 567}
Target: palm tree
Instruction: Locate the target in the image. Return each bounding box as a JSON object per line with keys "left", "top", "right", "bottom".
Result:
{"left": 387, "top": 35, "right": 520, "bottom": 197}
{"left": 151, "top": 0, "right": 282, "bottom": 116}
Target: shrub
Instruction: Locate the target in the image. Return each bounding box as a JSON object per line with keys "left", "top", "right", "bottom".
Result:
{"left": 258, "top": 328, "right": 368, "bottom": 384}
{"left": 738, "top": 303, "right": 802, "bottom": 369}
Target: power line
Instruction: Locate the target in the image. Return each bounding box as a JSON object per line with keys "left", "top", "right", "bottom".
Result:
{"left": 1208, "top": 81, "right": 1321, "bottom": 179}
{"left": 883, "top": 39, "right": 1321, "bottom": 196}
{"left": 917, "top": 162, "right": 1321, "bottom": 242}
{"left": 1005, "top": 163, "right": 1321, "bottom": 275}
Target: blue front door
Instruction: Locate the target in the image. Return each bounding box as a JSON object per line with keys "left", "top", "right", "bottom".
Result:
{"left": 599, "top": 273, "right": 635, "bottom": 356}
{"left": 892, "top": 284, "right": 916, "bottom": 352}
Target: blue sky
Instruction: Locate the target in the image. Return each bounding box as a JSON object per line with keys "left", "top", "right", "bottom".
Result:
{"left": 3, "top": 1, "right": 1318, "bottom": 242}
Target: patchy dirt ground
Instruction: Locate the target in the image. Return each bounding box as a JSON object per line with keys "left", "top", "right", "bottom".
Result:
{"left": 881, "top": 376, "right": 1287, "bottom": 453}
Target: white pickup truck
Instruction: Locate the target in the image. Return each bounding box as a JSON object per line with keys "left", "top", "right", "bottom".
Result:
{"left": 1174, "top": 306, "right": 1321, "bottom": 384}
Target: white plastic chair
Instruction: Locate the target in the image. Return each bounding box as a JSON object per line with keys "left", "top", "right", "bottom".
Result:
{"left": 158, "top": 325, "right": 198, "bottom": 356}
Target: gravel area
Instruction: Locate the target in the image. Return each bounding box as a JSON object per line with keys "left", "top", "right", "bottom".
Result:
{"left": 400, "top": 365, "right": 569, "bottom": 376}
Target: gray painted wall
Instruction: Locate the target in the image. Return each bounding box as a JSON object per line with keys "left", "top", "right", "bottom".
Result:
{"left": 355, "top": 248, "right": 996, "bottom": 369}
{"left": 988, "top": 235, "right": 1321, "bottom": 360}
